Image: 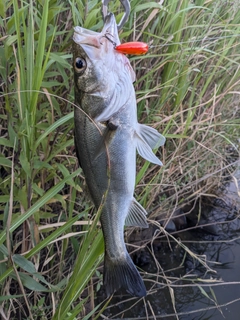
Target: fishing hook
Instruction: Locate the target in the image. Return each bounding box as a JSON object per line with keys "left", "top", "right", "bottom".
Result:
{"left": 101, "top": 0, "right": 130, "bottom": 31}
{"left": 100, "top": 32, "right": 117, "bottom": 48}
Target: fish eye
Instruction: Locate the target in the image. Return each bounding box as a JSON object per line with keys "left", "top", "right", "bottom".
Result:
{"left": 75, "top": 57, "right": 86, "bottom": 72}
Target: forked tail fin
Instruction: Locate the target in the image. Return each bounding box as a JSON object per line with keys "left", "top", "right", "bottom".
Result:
{"left": 103, "top": 252, "right": 146, "bottom": 297}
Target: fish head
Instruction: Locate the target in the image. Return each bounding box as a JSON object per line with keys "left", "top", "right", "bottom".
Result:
{"left": 72, "top": 27, "right": 104, "bottom": 93}
{"left": 73, "top": 13, "right": 135, "bottom": 97}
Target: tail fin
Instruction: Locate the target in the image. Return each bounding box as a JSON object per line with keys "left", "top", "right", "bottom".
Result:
{"left": 103, "top": 252, "right": 146, "bottom": 297}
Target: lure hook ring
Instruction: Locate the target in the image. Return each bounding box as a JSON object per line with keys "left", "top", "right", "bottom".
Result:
{"left": 101, "top": 0, "right": 130, "bottom": 31}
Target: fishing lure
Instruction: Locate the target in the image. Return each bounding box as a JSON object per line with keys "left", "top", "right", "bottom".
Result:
{"left": 102, "top": 33, "right": 148, "bottom": 56}
{"left": 115, "top": 41, "right": 149, "bottom": 55}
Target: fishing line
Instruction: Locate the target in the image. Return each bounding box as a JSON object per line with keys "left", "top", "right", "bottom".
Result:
{"left": 149, "top": 33, "right": 240, "bottom": 49}
{"left": 100, "top": 32, "right": 117, "bottom": 48}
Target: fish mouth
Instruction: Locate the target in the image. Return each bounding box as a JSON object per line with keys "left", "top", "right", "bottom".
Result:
{"left": 73, "top": 27, "right": 101, "bottom": 49}
{"left": 101, "top": 13, "right": 119, "bottom": 43}
{"left": 73, "top": 13, "right": 120, "bottom": 51}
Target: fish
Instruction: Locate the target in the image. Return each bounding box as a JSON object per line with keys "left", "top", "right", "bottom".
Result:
{"left": 73, "top": 13, "right": 165, "bottom": 297}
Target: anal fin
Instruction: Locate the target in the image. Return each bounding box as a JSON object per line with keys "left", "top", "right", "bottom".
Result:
{"left": 125, "top": 198, "right": 148, "bottom": 228}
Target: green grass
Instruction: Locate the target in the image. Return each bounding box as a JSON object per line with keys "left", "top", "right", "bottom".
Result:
{"left": 0, "top": 0, "right": 240, "bottom": 318}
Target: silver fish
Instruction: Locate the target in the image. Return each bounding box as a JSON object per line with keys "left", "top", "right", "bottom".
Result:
{"left": 73, "top": 13, "right": 165, "bottom": 297}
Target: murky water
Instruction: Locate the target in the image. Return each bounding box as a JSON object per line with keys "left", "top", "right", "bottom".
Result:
{"left": 98, "top": 167, "right": 240, "bottom": 319}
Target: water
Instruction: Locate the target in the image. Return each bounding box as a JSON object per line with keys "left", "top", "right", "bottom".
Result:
{"left": 98, "top": 168, "right": 240, "bottom": 319}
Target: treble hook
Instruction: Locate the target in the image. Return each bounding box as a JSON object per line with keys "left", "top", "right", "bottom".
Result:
{"left": 101, "top": 0, "right": 130, "bottom": 31}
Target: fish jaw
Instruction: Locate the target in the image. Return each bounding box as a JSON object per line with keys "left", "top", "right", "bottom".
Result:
{"left": 101, "top": 12, "right": 120, "bottom": 46}
{"left": 73, "top": 13, "right": 120, "bottom": 62}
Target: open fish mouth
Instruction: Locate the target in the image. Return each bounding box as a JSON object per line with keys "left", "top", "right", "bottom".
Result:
{"left": 101, "top": 12, "right": 119, "bottom": 44}
{"left": 73, "top": 13, "right": 120, "bottom": 51}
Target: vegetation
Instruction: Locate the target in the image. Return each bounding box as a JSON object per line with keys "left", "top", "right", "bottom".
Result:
{"left": 0, "top": 0, "right": 239, "bottom": 319}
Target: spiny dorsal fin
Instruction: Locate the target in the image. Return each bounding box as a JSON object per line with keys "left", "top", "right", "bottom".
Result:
{"left": 125, "top": 198, "right": 148, "bottom": 228}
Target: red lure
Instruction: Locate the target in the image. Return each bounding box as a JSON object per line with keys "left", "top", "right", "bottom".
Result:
{"left": 115, "top": 41, "right": 149, "bottom": 55}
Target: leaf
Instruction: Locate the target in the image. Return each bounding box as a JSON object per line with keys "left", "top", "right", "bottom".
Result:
{"left": 17, "top": 272, "right": 48, "bottom": 292}
{"left": 0, "top": 244, "right": 8, "bottom": 256}
{"left": 0, "top": 168, "right": 82, "bottom": 245}
{"left": 84, "top": 9, "right": 99, "bottom": 29}
{"left": 32, "top": 0, "right": 49, "bottom": 97}
{"left": 12, "top": 254, "right": 36, "bottom": 274}
{"left": 57, "top": 163, "right": 70, "bottom": 177}
{"left": 7, "top": 123, "right": 18, "bottom": 148}
{"left": 32, "top": 183, "right": 44, "bottom": 197}
{"left": 33, "top": 160, "right": 53, "bottom": 170}
{"left": 0, "top": 295, "right": 23, "bottom": 302}
{"left": 5, "top": 35, "right": 18, "bottom": 47}
{"left": 0, "top": 138, "right": 14, "bottom": 148}
{"left": 48, "top": 52, "right": 71, "bottom": 68}
{"left": 82, "top": 303, "right": 103, "bottom": 320}
{"left": 41, "top": 80, "right": 64, "bottom": 87}
{"left": 35, "top": 111, "right": 74, "bottom": 149}
{"left": 0, "top": 0, "right": 5, "bottom": 18}
{"left": 36, "top": 211, "right": 57, "bottom": 219}
{"left": 197, "top": 285, "right": 211, "bottom": 300}
{"left": 0, "top": 211, "right": 85, "bottom": 283}
{"left": 13, "top": 255, "right": 62, "bottom": 291}
{"left": 209, "top": 286, "right": 218, "bottom": 302}
{"left": 17, "top": 188, "right": 28, "bottom": 211}
{"left": 0, "top": 195, "right": 10, "bottom": 203}
{"left": 19, "top": 153, "right": 31, "bottom": 177}
{"left": 0, "top": 156, "right": 12, "bottom": 168}
{"left": 47, "top": 194, "right": 67, "bottom": 210}
{"left": 53, "top": 225, "right": 104, "bottom": 319}
{"left": 133, "top": 2, "right": 163, "bottom": 13}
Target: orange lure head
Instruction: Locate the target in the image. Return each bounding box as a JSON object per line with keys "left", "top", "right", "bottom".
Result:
{"left": 115, "top": 41, "right": 149, "bottom": 55}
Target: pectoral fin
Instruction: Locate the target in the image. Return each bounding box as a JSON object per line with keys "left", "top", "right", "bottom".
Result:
{"left": 125, "top": 198, "right": 148, "bottom": 228}
{"left": 94, "top": 121, "right": 118, "bottom": 160}
{"left": 135, "top": 135, "right": 163, "bottom": 165}
{"left": 93, "top": 128, "right": 110, "bottom": 160}
{"left": 137, "top": 124, "right": 165, "bottom": 149}
{"left": 135, "top": 124, "right": 165, "bottom": 166}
